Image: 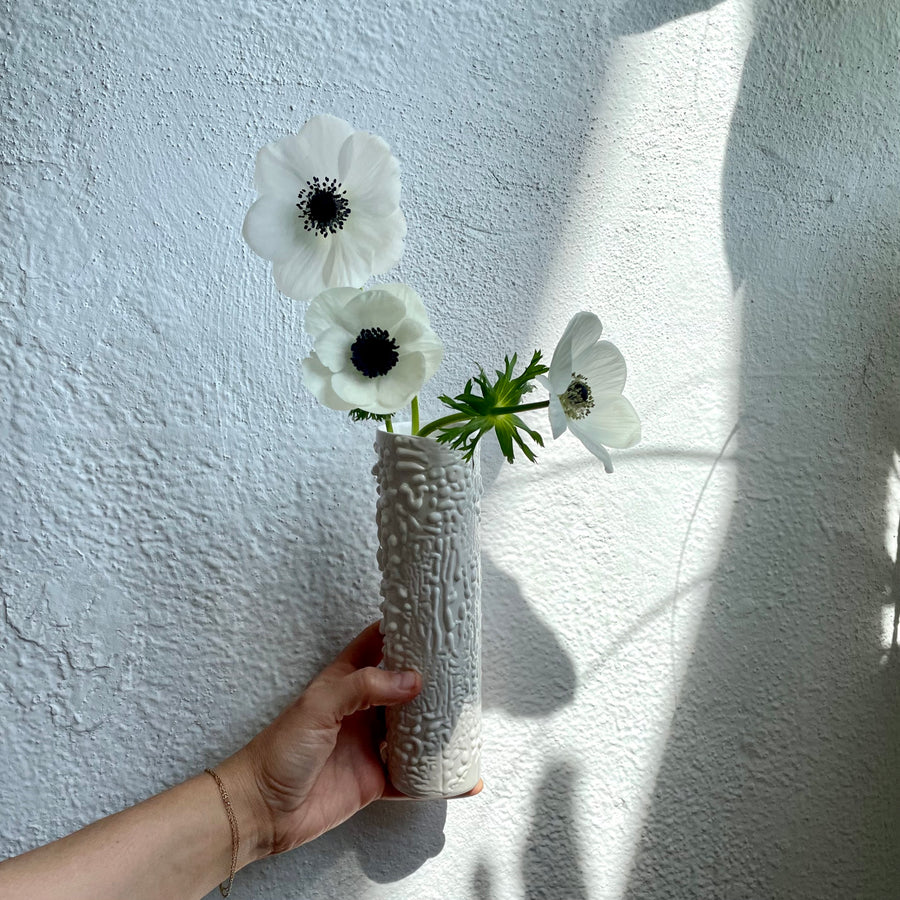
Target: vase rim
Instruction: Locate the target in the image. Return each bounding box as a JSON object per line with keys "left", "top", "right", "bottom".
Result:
{"left": 378, "top": 421, "right": 414, "bottom": 435}
{"left": 374, "top": 425, "right": 480, "bottom": 466}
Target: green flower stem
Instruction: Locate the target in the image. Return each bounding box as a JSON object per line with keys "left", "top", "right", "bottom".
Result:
{"left": 492, "top": 400, "right": 550, "bottom": 415}
{"left": 385, "top": 416, "right": 394, "bottom": 433}
{"left": 411, "top": 396, "right": 420, "bottom": 435}
{"left": 417, "top": 413, "right": 469, "bottom": 439}
{"left": 417, "top": 399, "right": 550, "bottom": 440}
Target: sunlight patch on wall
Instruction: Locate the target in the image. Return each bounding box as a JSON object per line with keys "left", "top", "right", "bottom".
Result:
{"left": 884, "top": 452, "right": 900, "bottom": 566}
{"left": 880, "top": 451, "right": 900, "bottom": 654}
{"left": 487, "top": 0, "right": 754, "bottom": 895}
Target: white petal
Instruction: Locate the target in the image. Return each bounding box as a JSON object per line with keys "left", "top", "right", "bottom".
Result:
{"left": 374, "top": 352, "right": 427, "bottom": 412}
{"left": 548, "top": 395, "right": 568, "bottom": 439}
{"left": 331, "top": 367, "right": 378, "bottom": 410}
{"left": 393, "top": 317, "right": 425, "bottom": 345}
{"left": 548, "top": 327, "right": 575, "bottom": 394}
{"left": 295, "top": 115, "right": 354, "bottom": 179}
{"left": 304, "top": 288, "right": 360, "bottom": 339}
{"left": 586, "top": 394, "right": 642, "bottom": 448}
{"left": 313, "top": 325, "right": 354, "bottom": 372}
{"left": 560, "top": 311, "right": 604, "bottom": 360}
{"left": 378, "top": 281, "right": 427, "bottom": 324}
{"left": 576, "top": 340, "right": 627, "bottom": 396}
{"left": 339, "top": 289, "right": 407, "bottom": 333}
{"left": 253, "top": 137, "right": 308, "bottom": 195}
{"left": 321, "top": 234, "right": 373, "bottom": 289}
{"left": 271, "top": 239, "right": 331, "bottom": 301}
{"left": 391, "top": 316, "right": 443, "bottom": 380}
{"left": 339, "top": 130, "right": 402, "bottom": 216}
{"left": 568, "top": 419, "right": 615, "bottom": 473}
{"left": 549, "top": 313, "right": 604, "bottom": 393}
{"left": 372, "top": 209, "right": 406, "bottom": 273}
{"left": 408, "top": 333, "right": 443, "bottom": 380}
{"left": 242, "top": 196, "right": 307, "bottom": 262}
{"left": 342, "top": 208, "right": 406, "bottom": 277}
{"left": 301, "top": 352, "right": 355, "bottom": 411}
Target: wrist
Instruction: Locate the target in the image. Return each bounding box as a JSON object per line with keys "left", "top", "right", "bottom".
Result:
{"left": 215, "top": 749, "right": 276, "bottom": 867}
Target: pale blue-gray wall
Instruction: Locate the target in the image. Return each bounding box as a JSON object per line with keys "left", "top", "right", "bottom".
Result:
{"left": 2, "top": 1, "right": 899, "bottom": 898}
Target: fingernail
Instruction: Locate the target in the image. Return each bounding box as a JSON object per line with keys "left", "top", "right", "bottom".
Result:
{"left": 394, "top": 671, "right": 419, "bottom": 691}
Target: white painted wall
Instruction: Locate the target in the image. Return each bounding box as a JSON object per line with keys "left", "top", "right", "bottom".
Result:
{"left": 3, "top": 1, "right": 899, "bottom": 897}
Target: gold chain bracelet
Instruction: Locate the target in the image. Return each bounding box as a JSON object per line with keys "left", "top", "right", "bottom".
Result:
{"left": 205, "top": 768, "right": 240, "bottom": 897}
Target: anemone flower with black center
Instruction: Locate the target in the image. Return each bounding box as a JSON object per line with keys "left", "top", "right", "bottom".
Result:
{"left": 301, "top": 284, "right": 443, "bottom": 416}
{"left": 242, "top": 115, "right": 406, "bottom": 301}
{"left": 537, "top": 311, "right": 641, "bottom": 472}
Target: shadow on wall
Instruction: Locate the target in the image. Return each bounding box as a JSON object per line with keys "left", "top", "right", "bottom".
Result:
{"left": 479, "top": 434, "right": 579, "bottom": 717}
{"left": 482, "top": 555, "right": 578, "bottom": 717}
{"left": 469, "top": 759, "right": 587, "bottom": 900}
{"left": 238, "top": 795, "right": 450, "bottom": 897}
{"left": 614, "top": 1, "right": 900, "bottom": 897}
{"left": 472, "top": 858, "right": 495, "bottom": 900}
{"left": 523, "top": 760, "right": 589, "bottom": 900}
{"left": 315, "top": 797, "right": 449, "bottom": 884}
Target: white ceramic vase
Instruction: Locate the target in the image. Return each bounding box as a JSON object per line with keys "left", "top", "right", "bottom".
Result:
{"left": 373, "top": 427, "right": 483, "bottom": 799}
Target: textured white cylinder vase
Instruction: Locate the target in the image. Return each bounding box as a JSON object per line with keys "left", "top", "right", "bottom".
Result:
{"left": 373, "top": 428, "right": 482, "bottom": 799}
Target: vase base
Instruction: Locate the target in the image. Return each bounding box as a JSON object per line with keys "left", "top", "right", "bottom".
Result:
{"left": 388, "top": 765, "right": 482, "bottom": 801}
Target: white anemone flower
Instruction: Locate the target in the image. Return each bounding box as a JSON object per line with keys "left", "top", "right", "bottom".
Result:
{"left": 242, "top": 115, "right": 406, "bottom": 301}
{"left": 301, "top": 284, "right": 443, "bottom": 415}
{"left": 539, "top": 311, "right": 641, "bottom": 473}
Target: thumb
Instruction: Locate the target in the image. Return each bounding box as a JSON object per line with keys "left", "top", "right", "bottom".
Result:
{"left": 332, "top": 667, "right": 421, "bottom": 720}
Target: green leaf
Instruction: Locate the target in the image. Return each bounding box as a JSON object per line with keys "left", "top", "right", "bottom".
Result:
{"left": 433, "top": 351, "right": 549, "bottom": 463}
{"left": 348, "top": 408, "right": 392, "bottom": 423}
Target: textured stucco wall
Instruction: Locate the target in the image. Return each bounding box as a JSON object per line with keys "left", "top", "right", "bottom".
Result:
{"left": 3, "top": 1, "right": 900, "bottom": 898}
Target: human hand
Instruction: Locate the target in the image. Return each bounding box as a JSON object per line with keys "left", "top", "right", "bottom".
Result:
{"left": 221, "top": 622, "right": 482, "bottom": 858}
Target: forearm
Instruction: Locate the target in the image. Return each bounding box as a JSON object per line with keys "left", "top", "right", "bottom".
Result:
{"left": 0, "top": 754, "right": 271, "bottom": 900}
{"left": 0, "top": 625, "right": 433, "bottom": 897}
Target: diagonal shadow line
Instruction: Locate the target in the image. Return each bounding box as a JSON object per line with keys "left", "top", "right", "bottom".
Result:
{"left": 587, "top": 424, "right": 741, "bottom": 681}
{"left": 526, "top": 444, "right": 741, "bottom": 483}
{"left": 588, "top": 573, "right": 715, "bottom": 678}
{"left": 669, "top": 421, "right": 739, "bottom": 679}
{"left": 627, "top": 446, "right": 740, "bottom": 462}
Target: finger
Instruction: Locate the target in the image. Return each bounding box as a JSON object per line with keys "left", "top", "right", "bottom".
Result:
{"left": 331, "top": 621, "right": 385, "bottom": 672}
{"left": 330, "top": 666, "right": 421, "bottom": 720}
{"left": 466, "top": 779, "right": 484, "bottom": 797}
{"left": 381, "top": 779, "right": 484, "bottom": 801}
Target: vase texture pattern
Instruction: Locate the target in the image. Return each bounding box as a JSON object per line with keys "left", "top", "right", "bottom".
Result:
{"left": 373, "top": 429, "right": 483, "bottom": 799}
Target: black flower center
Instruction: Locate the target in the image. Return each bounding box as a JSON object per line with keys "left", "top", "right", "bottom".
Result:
{"left": 297, "top": 177, "right": 351, "bottom": 237}
{"left": 559, "top": 373, "right": 594, "bottom": 420}
{"left": 350, "top": 327, "right": 400, "bottom": 378}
